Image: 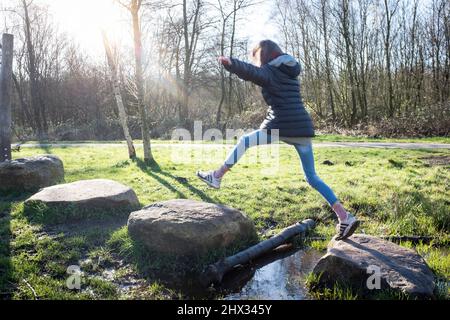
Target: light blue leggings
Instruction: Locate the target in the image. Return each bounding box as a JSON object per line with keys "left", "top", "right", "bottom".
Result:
{"left": 224, "top": 129, "right": 339, "bottom": 206}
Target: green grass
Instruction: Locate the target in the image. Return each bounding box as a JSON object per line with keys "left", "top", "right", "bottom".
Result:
{"left": 306, "top": 272, "right": 359, "bottom": 300}
{"left": 313, "top": 134, "right": 450, "bottom": 144}
{"left": 0, "top": 142, "right": 449, "bottom": 300}
{"left": 13, "top": 134, "right": 450, "bottom": 145}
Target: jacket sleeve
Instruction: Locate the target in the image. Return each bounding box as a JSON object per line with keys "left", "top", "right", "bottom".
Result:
{"left": 223, "top": 58, "right": 271, "bottom": 87}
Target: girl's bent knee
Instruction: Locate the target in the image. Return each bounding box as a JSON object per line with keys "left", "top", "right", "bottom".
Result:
{"left": 239, "top": 134, "right": 253, "bottom": 149}
{"left": 305, "top": 174, "right": 322, "bottom": 189}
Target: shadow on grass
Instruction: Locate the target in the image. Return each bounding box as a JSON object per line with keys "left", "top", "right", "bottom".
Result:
{"left": 134, "top": 158, "right": 220, "bottom": 205}
{"left": 0, "top": 202, "right": 12, "bottom": 300}
{"left": 120, "top": 235, "right": 260, "bottom": 299}
{"left": 22, "top": 199, "right": 136, "bottom": 228}
{"left": 0, "top": 193, "right": 29, "bottom": 300}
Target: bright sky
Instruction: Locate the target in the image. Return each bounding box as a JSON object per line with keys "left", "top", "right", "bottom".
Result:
{"left": 42, "top": 0, "right": 129, "bottom": 58}
{"left": 25, "top": 0, "right": 280, "bottom": 59}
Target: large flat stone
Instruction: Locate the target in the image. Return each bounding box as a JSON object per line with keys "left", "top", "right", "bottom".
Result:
{"left": 127, "top": 199, "right": 257, "bottom": 257}
{"left": 0, "top": 155, "right": 64, "bottom": 193}
{"left": 312, "top": 234, "right": 436, "bottom": 299}
{"left": 24, "top": 179, "right": 140, "bottom": 223}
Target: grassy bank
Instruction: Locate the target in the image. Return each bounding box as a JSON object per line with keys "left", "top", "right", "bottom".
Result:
{"left": 0, "top": 143, "right": 448, "bottom": 300}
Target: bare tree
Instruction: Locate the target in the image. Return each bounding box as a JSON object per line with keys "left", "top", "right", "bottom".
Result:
{"left": 383, "top": 0, "right": 400, "bottom": 117}
{"left": 180, "top": 0, "right": 202, "bottom": 126}
{"left": 214, "top": 0, "right": 255, "bottom": 124}
{"left": 338, "top": 0, "right": 358, "bottom": 125}
{"left": 102, "top": 31, "right": 136, "bottom": 159}
{"left": 2, "top": 0, "right": 449, "bottom": 140}
{"left": 321, "top": 0, "right": 336, "bottom": 122}
{"left": 21, "top": 0, "right": 46, "bottom": 138}
{"left": 116, "top": 0, "right": 153, "bottom": 164}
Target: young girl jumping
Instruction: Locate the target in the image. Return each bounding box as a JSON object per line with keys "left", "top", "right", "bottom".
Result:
{"left": 197, "top": 40, "right": 359, "bottom": 240}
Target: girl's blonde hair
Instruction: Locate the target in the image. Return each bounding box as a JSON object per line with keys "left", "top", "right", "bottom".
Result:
{"left": 251, "top": 40, "right": 284, "bottom": 66}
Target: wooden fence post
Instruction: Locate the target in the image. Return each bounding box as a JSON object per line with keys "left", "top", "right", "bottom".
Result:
{"left": 0, "top": 33, "right": 14, "bottom": 162}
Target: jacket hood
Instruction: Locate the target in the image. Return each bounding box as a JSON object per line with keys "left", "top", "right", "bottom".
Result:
{"left": 268, "top": 54, "right": 301, "bottom": 78}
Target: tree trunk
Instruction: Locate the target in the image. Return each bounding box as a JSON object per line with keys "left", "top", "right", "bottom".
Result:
{"left": 0, "top": 34, "right": 14, "bottom": 162}
{"left": 181, "top": 0, "right": 191, "bottom": 125}
{"left": 22, "top": 0, "right": 46, "bottom": 139}
{"left": 102, "top": 31, "right": 136, "bottom": 159}
{"left": 384, "top": 0, "right": 396, "bottom": 117}
{"left": 227, "top": 2, "right": 237, "bottom": 117}
{"left": 131, "top": 1, "right": 153, "bottom": 163}
{"left": 321, "top": 0, "right": 336, "bottom": 122}
{"left": 201, "top": 219, "right": 316, "bottom": 287}
{"left": 341, "top": 0, "right": 358, "bottom": 126}
{"left": 181, "top": 0, "right": 201, "bottom": 127}
{"left": 216, "top": 19, "right": 227, "bottom": 125}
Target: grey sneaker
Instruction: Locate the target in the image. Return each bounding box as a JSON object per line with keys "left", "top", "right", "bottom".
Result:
{"left": 197, "top": 170, "right": 221, "bottom": 189}
{"left": 336, "top": 213, "right": 359, "bottom": 241}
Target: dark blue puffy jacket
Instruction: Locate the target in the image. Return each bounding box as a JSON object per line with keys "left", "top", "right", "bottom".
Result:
{"left": 224, "top": 54, "right": 315, "bottom": 137}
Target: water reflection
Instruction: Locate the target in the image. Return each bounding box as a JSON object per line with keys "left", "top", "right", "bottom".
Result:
{"left": 220, "top": 247, "right": 324, "bottom": 300}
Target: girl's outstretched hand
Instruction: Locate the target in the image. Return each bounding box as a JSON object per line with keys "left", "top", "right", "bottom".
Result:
{"left": 218, "top": 56, "right": 232, "bottom": 66}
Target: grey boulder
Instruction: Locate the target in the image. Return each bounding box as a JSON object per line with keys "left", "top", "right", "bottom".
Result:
{"left": 0, "top": 155, "right": 64, "bottom": 193}
{"left": 312, "top": 234, "right": 436, "bottom": 299}
{"left": 127, "top": 199, "right": 257, "bottom": 257}
{"left": 24, "top": 179, "right": 140, "bottom": 223}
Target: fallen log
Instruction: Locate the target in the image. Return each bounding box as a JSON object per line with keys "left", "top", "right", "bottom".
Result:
{"left": 201, "top": 219, "right": 316, "bottom": 287}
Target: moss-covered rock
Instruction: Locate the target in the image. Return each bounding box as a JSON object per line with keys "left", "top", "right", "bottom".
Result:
{"left": 24, "top": 179, "right": 140, "bottom": 224}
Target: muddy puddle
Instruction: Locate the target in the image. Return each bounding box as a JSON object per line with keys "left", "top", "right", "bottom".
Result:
{"left": 208, "top": 246, "right": 324, "bottom": 300}
{"left": 85, "top": 243, "right": 449, "bottom": 300}
{"left": 80, "top": 244, "right": 325, "bottom": 299}
{"left": 128, "top": 245, "right": 326, "bottom": 299}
